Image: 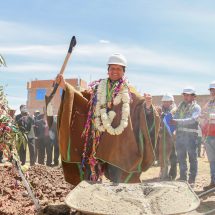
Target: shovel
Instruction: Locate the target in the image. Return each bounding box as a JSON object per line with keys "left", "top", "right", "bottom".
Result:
{"left": 45, "top": 36, "right": 77, "bottom": 127}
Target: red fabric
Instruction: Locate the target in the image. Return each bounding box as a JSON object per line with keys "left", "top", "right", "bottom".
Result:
{"left": 202, "top": 123, "right": 215, "bottom": 137}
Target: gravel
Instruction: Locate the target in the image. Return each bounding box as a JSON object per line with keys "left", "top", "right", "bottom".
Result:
{"left": 0, "top": 164, "right": 74, "bottom": 215}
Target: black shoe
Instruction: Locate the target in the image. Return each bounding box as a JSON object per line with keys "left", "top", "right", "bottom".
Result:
{"left": 46, "top": 163, "right": 54, "bottom": 167}
{"left": 203, "top": 183, "right": 215, "bottom": 191}
{"left": 168, "top": 175, "right": 176, "bottom": 181}
{"left": 188, "top": 178, "right": 195, "bottom": 183}
{"left": 177, "top": 177, "right": 187, "bottom": 182}
{"left": 169, "top": 169, "right": 177, "bottom": 180}
{"left": 54, "top": 161, "right": 59, "bottom": 166}
{"left": 188, "top": 178, "right": 195, "bottom": 188}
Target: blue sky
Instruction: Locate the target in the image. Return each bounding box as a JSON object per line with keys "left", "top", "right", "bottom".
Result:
{"left": 0, "top": 0, "right": 215, "bottom": 111}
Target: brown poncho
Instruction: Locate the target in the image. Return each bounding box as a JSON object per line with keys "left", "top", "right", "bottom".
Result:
{"left": 57, "top": 83, "right": 160, "bottom": 185}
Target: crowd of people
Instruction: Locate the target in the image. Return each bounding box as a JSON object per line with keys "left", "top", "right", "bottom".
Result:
{"left": 156, "top": 81, "right": 215, "bottom": 191}
{"left": 1, "top": 53, "right": 214, "bottom": 194}
{"left": 3, "top": 105, "right": 60, "bottom": 167}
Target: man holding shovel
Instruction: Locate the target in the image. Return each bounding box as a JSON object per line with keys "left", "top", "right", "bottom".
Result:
{"left": 55, "top": 53, "right": 160, "bottom": 185}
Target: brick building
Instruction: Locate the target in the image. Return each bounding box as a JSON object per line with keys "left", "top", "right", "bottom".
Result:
{"left": 26, "top": 79, "right": 87, "bottom": 115}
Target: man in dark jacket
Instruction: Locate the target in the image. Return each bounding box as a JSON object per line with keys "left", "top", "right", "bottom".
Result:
{"left": 35, "top": 113, "right": 51, "bottom": 165}
{"left": 49, "top": 115, "right": 59, "bottom": 166}
{"left": 15, "top": 104, "right": 35, "bottom": 166}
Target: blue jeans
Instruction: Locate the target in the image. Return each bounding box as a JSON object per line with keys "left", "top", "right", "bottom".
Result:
{"left": 176, "top": 132, "right": 198, "bottom": 182}
{"left": 210, "top": 161, "right": 215, "bottom": 183}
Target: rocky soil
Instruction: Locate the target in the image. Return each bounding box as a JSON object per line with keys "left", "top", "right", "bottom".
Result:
{"left": 0, "top": 164, "right": 74, "bottom": 215}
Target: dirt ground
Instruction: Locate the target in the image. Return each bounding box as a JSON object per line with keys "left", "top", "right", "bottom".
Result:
{"left": 0, "top": 163, "right": 74, "bottom": 215}
{"left": 141, "top": 156, "right": 215, "bottom": 214}
{"left": 0, "top": 155, "right": 215, "bottom": 215}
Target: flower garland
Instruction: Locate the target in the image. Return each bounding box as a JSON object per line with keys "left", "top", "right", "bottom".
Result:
{"left": 81, "top": 77, "right": 131, "bottom": 181}
{"left": 0, "top": 104, "right": 27, "bottom": 162}
{"left": 81, "top": 86, "right": 101, "bottom": 180}
{"left": 94, "top": 78, "right": 130, "bottom": 135}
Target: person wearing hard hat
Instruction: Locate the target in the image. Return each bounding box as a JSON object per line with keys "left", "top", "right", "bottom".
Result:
{"left": 54, "top": 53, "right": 160, "bottom": 185}
{"left": 171, "top": 87, "right": 201, "bottom": 188}
{"left": 201, "top": 81, "right": 215, "bottom": 190}
{"left": 34, "top": 110, "right": 40, "bottom": 117}
{"left": 158, "top": 93, "right": 177, "bottom": 180}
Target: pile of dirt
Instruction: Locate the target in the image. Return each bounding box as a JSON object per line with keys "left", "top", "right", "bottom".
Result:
{"left": 28, "top": 165, "right": 73, "bottom": 206}
{"left": 0, "top": 164, "right": 74, "bottom": 215}
{"left": 0, "top": 164, "right": 35, "bottom": 215}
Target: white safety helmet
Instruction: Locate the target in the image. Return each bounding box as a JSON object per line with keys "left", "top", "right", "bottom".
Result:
{"left": 161, "top": 93, "right": 174, "bottom": 102}
{"left": 209, "top": 81, "right": 215, "bottom": 90}
{"left": 182, "top": 87, "right": 196, "bottom": 95}
{"left": 107, "top": 53, "right": 127, "bottom": 67}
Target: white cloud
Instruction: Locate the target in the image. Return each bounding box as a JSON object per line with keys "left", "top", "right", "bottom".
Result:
{"left": 1, "top": 42, "right": 214, "bottom": 76}
{"left": 69, "top": 65, "right": 104, "bottom": 75}
{"left": 73, "top": 44, "right": 214, "bottom": 74}
{"left": 99, "top": 40, "right": 110, "bottom": 44}
{"left": 0, "top": 20, "right": 62, "bottom": 44}
{"left": 0, "top": 19, "right": 213, "bottom": 76}
{"left": 6, "top": 95, "right": 26, "bottom": 101}
{"left": 0, "top": 20, "right": 213, "bottom": 99}
{"left": 66, "top": 65, "right": 107, "bottom": 84}
{"left": 6, "top": 95, "right": 26, "bottom": 111}
{"left": 168, "top": 6, "right": 215, "bottom": 25}
{"left": 127, "top": 72, "right": 209, "bottom": 96}
{"left": 4, "top": 63, "right": 58, "bottom": 73}
{"left": 125, "top": 47, "right": 214, "bottom": 74}
{"left": 0, "top": 44, "right": 66, "bottom": 58}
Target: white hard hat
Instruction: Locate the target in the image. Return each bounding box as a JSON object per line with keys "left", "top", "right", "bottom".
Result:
{"left": 107, "top": 53, "right": 127, "bottom": 67}
{"left": 182, "top": 87, "right": 196, "bottom": 95}
{"left": 161, "top": 93, "right": 174, "bottom": 102}
{"left": 209, "top": 81, "right": 215, "bottom": 89}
